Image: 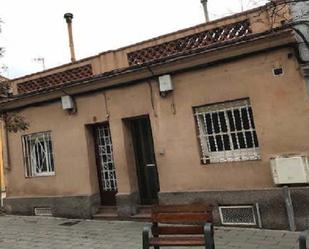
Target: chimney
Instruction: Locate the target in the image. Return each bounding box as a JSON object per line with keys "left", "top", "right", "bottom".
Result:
{"left": 64, "top": 13, "right": 76, "bottom": 62}
{"left": 201, "top": 0, "right": 210, "bottom": 22}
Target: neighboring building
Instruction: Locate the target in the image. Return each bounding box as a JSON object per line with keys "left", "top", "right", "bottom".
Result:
{"left": 2, "top": 2, "right": 309, "bottom": 229}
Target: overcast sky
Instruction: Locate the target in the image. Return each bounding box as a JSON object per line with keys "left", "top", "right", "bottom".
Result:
{"left": 0, "top": 0, "right": 267, "bottom": 79}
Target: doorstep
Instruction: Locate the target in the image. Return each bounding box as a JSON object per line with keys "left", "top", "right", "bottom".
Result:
{"left": 93, "top": 205, "right": 151, "bottom": 222}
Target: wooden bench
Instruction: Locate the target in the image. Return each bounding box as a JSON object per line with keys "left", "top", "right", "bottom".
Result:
{"left": 142, "top": 204, "right": 215, "bottom": 249}
{"left": 299, "top": 230, "right": 309, "bottom": 249}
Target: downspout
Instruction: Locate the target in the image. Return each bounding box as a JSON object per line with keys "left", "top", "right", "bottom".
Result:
{"left": 1, "top": 121, "right": 10, "bottom": 171}
{"left": 0, "top": 121, "right": 9, "bottom": 207}
{"left": 0, "top": 124, "right": 2, "bottom": 207}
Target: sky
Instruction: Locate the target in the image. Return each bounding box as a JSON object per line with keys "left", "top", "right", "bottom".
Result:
{"left": 0, "top": 0, "right": 267, "bottom": 79}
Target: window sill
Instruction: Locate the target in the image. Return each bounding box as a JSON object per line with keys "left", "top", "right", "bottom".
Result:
{"left": 201, "top": 158, "right": 262, "bottom": 166}
{"left": 25, "top": 173, "right": 55, "bottom": 178}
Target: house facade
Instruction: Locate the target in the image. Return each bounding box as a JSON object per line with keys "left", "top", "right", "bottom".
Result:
{"left": 2, "top": 2, "right": 309, "bottom": 229}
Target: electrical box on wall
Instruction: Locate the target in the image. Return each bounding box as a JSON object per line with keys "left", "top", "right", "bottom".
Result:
{"left": 159, "top": 74, "right": 173, "bottom": 93}
{"left": 61, "top": 95, "right": 74, "bottom": 110}
{"left": 270, "top": 155, "right": 309, "bottom": 185}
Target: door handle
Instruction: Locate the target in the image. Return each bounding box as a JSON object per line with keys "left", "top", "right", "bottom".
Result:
{"left": 146, "top": 163, "right": 156, "bottom": 167}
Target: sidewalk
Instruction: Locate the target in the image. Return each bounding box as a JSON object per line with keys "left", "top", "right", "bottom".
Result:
{"left": 0, "top": 215, "right": 302, "bottom": 249}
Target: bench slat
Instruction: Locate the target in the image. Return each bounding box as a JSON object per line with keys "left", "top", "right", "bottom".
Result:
{"left": 152, "top": 204, "right": 212, "bottom": 213}
{"left": 153, "top": 226, "right": 204, "bottom": 235}
{"left": 149, "top": 237, "right": 205, "bottom": 246}
{"left": 152, "top": 212, "right": 212, "bottom": 223}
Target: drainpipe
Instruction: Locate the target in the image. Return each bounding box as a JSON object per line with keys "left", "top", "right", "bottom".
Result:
{"left": 0, "top": 121, "right": 9, "bottom": 208}
{"left": 64, "top": 13, "right": 76, "bottom": 63}
{"left": 1, "top": 122, "right": 10, "bottom": 171}
{"left": 0, "top": 125, "right": 2, "bottom": 208}
{"left": 201, "top": 0, "right": 210, "bottom": 22}
{"left": 283, "top": 186, "right": 296, "bottom": 231}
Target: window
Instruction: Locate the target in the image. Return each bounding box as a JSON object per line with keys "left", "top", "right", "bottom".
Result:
{"left": 22, "top": 131, "right": 55, "bottom": 177}
{"left": 195, "top": 99, "right": 260, "bottom": 164}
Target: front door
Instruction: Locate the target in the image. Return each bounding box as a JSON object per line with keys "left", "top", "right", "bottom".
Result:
{"left": 130, "top": 116, "right": 160, "bottom": 205}
{"left": 94, "top": 123, "right": 118, "bottom": 205}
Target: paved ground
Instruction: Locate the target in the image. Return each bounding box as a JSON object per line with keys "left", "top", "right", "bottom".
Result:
{"left": 0, "top": 215, "right": 303, "bottom": 249}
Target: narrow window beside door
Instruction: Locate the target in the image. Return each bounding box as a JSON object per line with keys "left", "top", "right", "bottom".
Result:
{"left": 194, "top": 99, "right": 260, "bottom": 164}
{"left": 22, "top": 131, "right": 55, "bottom": 177}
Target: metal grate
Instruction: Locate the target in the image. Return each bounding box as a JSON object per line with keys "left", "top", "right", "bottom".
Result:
{"left": 22, "top": 132, "right": 55, "bottom": 177}
{"left": 195, "top": 99, "right": 260, "bottom": 164}
{"left": 34, "top": 207, "right": 52, "bottom": 216}
{"left": 219, "top": 206, "right": 257, "bottom": 225}
{"left": 95, "top": 124, "right": 118, "bottom": 191}
{"left": 59, "top": 221, "right": 80, "bottom": 226}
{"left": 17, "top": 64, "right": 93, "bottom": 94}
{"left": 127, "top": 20, "right": 251, "bottom": 66}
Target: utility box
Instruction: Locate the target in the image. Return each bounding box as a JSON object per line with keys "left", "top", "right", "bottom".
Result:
{"left": 270, "top": 155, "right": 309, "bottom": 185}
{"left": 159, "top": 74, "right": 173, "bottom": 93}
{"left": 61, "top": 95, "right": 74, "bottom": 110}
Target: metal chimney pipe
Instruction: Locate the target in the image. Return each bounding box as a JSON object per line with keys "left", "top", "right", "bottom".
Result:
{"left": 64, "top": 13, "right": 76, "bottom": 62}
{"left": 201, "top": 0, "right": 210, "bottom": 22}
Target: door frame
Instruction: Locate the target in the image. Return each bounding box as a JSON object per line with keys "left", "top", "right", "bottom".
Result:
{"left": 125, "top": 115, "right": 160, "bottom": 205}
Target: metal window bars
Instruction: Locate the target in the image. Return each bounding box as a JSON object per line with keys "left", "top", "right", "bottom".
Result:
{"left": 22, "top": 132, "right": 55, "bottom": 177}
{"left": 95, "top": 124, "right": 118, "bottom": 191}
{"left": 195, "top": 99, "right": 260, "bottom": 164}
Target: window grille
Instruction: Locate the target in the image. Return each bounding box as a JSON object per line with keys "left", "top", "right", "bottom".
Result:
{"left": 95, "top": 124, "right": 118, "bottom": 191}
{"left": 22, "top": 132, "right": 55, "bottom": 177}
{"left": 195, "top": 99, "right": 260, "bottom": 164}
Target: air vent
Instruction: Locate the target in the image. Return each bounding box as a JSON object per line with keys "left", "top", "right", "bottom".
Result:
{"left": 219, "top": 205, "right": 257, "bottom": 226}
{"left": 34, "top": 207, "right": 52, "bottom": 216}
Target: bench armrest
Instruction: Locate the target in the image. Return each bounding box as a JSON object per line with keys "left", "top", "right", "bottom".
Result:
{"left": 204, "top": 223, "right": 215, "bottom": 249}
{"left": 299, "top": 230, "right": 309, "bottom": 249}
{"left": 143, "top": 225, "right": 151, "bottom": 249}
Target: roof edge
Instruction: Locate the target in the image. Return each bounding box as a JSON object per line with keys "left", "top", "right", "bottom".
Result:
{"left": 9, "top": 3, "right": 272, "bottom": 83}
{"left": 1, "top": 28, "right": 295, "bottom": 110}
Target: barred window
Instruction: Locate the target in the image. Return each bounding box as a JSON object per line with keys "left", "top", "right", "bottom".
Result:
{"left": 22, "top": 132, "right": 55, "bottom": 177}
{"left": 195, "top": 99, "right": 260, "bottom": 164}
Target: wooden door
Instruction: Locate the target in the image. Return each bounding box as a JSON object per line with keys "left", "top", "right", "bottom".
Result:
{"left": 130, "top": 116, "right": 160, "bottom": 205}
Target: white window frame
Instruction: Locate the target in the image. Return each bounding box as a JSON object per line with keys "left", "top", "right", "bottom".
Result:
{"left": 22, "top": 131, "right": 55, "bottom": 177}
{"left": 195, "top": 99, "right": 260, "bottom": 164}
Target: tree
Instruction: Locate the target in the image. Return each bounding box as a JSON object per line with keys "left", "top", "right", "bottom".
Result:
{"left": 0, "top": 19, "right": 29, "bottom": 133}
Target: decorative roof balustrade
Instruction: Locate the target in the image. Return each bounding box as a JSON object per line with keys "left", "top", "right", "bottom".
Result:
{"left": 127, "top": 19, "right": 251, "bottom": 66}
{"left": 17, "top": 64, "right": 93, "bottom": 94}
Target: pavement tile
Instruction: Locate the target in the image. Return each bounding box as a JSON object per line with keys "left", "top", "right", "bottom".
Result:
{"left": 0, "top": 215, "right": 302, "bottom": 249}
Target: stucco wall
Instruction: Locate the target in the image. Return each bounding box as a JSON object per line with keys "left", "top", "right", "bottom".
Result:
{"left": 5, "top": 47, "right": 309, "bottom": 199}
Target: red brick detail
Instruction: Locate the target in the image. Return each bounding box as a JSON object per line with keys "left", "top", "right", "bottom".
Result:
{"left": 17, "top": 64, "right": 93, "bottom": 94}
{"left": 127, "top": 20, "right": 251, "bottom": 66}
